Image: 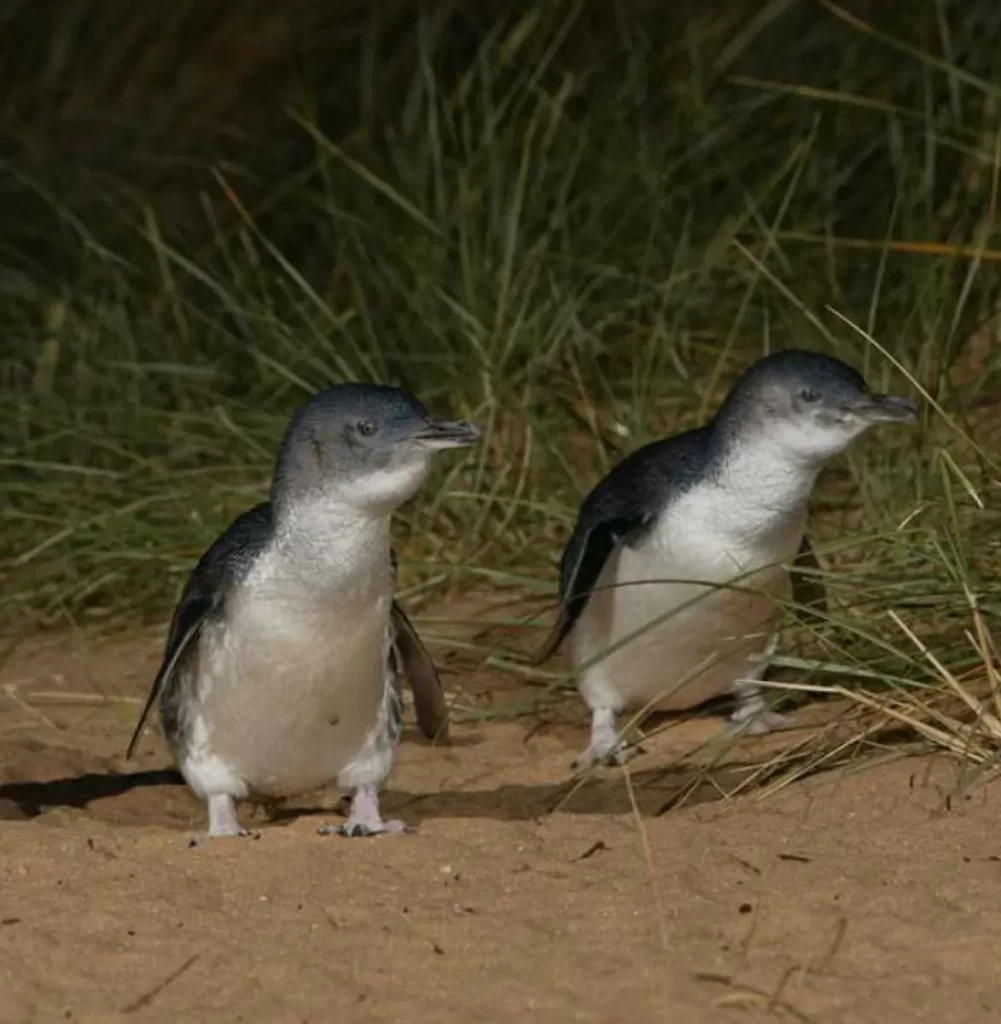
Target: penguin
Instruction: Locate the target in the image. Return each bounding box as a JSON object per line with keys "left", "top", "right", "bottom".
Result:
{"left": 534, "top": 350, "right": 918, "bottom": 770}
{"left": 127, "top": 383, "right": 479, "bottom": 838}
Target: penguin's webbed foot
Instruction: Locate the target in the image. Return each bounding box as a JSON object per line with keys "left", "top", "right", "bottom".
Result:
{"left": 318, "top": 784, "right": 410, "bottom": 838}
{"left": 188, "top": 794, "right": 259, "bottom": 847}
{"left": 572, "top": 707, "right": 645, "bottom": 772}
{"left": 571, "top": 740, "right": 645, "bottom": 773}
{"left": 318, "top": 818, "right": 409, "bottom": 839}
{"left": 187, "top": 826, "right": 260, "bottom": 849}
{"left": 728, "top": 683, "right": 790, "bottom": 736}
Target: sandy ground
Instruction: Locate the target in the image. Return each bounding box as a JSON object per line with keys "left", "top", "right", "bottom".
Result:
{"left": 1, "top": 630, "right": 1000, "bottom": 1024}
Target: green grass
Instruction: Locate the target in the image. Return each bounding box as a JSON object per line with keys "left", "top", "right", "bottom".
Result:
{"left": 2, "top": 0, "right": 1000, "bottom": 780}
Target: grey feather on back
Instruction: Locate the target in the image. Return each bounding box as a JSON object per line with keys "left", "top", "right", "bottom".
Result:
{"left": 126, "top": 503, "right": 273, "bottom": 759}
{"left": 533, "top": 426, "right": 712, "bottom": 663}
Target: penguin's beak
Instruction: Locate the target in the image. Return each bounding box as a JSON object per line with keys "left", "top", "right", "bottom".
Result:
{"left": 847, "top": 393, "right": 919, "bottom": 424}
{"left": 410, "top": 418, "right": 481, "bottom": 450}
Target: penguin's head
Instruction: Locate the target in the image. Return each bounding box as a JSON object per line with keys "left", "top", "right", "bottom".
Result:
{"left": 717, "top": 349, "right": 918, "bottom": 463}
{"left": 273, "top": 383, "right": 479, "bottom": 515}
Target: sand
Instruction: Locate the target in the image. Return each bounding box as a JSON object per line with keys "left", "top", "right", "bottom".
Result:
{"left": 1, "top": 630, "right": 999, "bottom": 1024}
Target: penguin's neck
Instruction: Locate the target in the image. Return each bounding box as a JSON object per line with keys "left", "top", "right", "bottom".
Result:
{"left": 705, "top": 436, "right": 821, "bottom": 542}
{"left": 271, "top": 493, "right": 392, "bottom": 587}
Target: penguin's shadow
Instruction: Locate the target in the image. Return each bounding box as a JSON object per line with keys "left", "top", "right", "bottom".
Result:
{"left": 0, "top": 769, "right": 185, "bottom": 819}
{"left": 0, "top": 705, "right": 851, "bottom": 825}
{"left": 0, "top": 761, "right": 773, "bottom": 825}
{"left": 278, "top": 768, "right": 741, "bottom": 823}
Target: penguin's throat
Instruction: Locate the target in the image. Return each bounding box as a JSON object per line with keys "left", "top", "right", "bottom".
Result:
{"left": 705, "top": 443, "right": 819, "bottom": 541}
{"left": 271, "top": 496, "right": 392, "bottom": 584}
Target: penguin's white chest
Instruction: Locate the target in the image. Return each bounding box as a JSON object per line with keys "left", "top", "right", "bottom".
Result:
{"left": 182, "top": 547, "right": 394, "bottom": 798}
{"left": 570, "top": 482, "right": 804, "bottom": 713}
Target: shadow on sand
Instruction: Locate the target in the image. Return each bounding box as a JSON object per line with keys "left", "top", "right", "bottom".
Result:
{"left": 0, "top": 758, "right": 789, "bottom": 826}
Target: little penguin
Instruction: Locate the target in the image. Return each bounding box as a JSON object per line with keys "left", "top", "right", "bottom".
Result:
{"left": 533, "top": 349, "right": 918, "bottom": 770}
{"left": 127, "top": 383, "right": 479, "bottom": 839}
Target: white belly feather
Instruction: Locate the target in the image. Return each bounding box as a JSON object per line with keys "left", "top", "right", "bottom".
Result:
{"left": 570, "top": 482, "right": 805, "bottom": 714}
{"left": 180, "top": 531, "right": 394, "bottom": 799}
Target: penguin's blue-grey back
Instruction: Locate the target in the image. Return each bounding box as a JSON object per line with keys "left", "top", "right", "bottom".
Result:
{"left": 126, "top": 502, "right": 274, "bottom": 759}
{"left": 557, "top": 426, "right": 713, "bottom": 601}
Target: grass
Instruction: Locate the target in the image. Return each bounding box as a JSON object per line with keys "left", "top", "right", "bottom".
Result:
{"left": 1, "top": 0, "right": 1000, "bottom": 787}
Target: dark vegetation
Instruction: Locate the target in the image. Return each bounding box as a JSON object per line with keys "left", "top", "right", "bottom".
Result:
{"left": 2, "top": 0, "right": 1000, "bottom": 776}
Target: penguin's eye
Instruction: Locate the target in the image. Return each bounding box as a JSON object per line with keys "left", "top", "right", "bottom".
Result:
{"left": 799, "top": 388, "right": 821, "bottom": 404}
{"left": 355, "top": 419, "right": 378, "bottom": 437}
